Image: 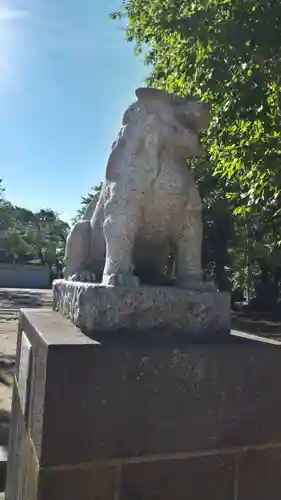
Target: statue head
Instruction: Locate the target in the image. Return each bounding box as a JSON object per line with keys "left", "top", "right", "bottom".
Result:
{"left": 135, "top": 87, "right": 211, "bottom": 135}
{"left": 119, "top": 88, "right": 210, "bottom": 158}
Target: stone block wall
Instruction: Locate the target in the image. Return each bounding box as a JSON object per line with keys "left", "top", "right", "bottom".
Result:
{"left": 0, "top": 264, "right": 50, "bottom": 288}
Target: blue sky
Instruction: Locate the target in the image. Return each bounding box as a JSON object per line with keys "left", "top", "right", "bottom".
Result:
{"left": 0, "top": 0, "right": 148, "bottom": 221}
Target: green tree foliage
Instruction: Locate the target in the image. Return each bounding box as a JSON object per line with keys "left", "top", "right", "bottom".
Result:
{"left": 0, "top": 182, "right": 69, "bottom": 275}
{"left": 112, "top": 0, "right": 281, "bottom": 211}
{"left": 111, "top": 0, "right": 281, "bottom": 308}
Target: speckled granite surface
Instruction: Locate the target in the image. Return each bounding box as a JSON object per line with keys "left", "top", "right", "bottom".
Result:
{"left": 53, "top": 279, "right": 230, "bottom": 338}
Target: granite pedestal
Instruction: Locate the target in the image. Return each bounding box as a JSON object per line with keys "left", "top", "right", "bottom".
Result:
{"left": 5, "top": 309, "right": 281, "bottom": 500}
{"left": 52, "top": 279, "right": 230, "bottom": 338}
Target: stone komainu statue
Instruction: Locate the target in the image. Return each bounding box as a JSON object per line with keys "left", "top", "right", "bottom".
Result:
{"left": 64, "top": 87, "right": 210, "bottom": 288}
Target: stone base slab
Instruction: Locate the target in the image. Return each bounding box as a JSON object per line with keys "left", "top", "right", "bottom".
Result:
{"left": 52, "top": 279, "right": 230, "bottom": 338}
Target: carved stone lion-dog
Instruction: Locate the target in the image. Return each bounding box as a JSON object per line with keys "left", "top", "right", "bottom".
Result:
{"left": 64, "top": 87, "right": 210, "bottom": 289}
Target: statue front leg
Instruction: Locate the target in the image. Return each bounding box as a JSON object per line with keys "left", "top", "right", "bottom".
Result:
{"left": 176, "top": 206, "right": 204, "bottom": 290}
{"left": 102, "top": 204, "right": 140, "bottom": 286}
{"left": 176, "top": 204, "right": 215, "bottom": 291}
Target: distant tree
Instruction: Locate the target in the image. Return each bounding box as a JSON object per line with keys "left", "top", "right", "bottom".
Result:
{"left": 73, "top": 182, "right": 102, "bottom": 223}
{"left": 3, "top": 227, "right": 32, "bottom": 264}
{"left": 0, "top": 183, "right": 69, "bottom": 273}
{"left": 0, "top": 203, "right": 14, "bottom": 230}
{"left": 26, "top": 209, "right": 69, "bottom": 273}
{"left": 0, "top": 179, "right": 5, "bottom": 202}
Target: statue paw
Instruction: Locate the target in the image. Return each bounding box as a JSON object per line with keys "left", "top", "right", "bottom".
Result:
{"left": 102, "top": 273, "right": 140, "bottom": 286}
{"left": 69, "top": 271, "right": 96, "bottom": 283}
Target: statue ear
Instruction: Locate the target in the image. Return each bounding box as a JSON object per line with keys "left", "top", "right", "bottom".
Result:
{"left": 135, "top": 87, "right": 170, "bottom": 102}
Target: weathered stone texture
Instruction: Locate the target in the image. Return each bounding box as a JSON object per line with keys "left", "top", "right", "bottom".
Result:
{"left": 64, "top": 88, "right": 211, "bottom": 289}
{"left": 6, "top": 310, "right": 281, "bottom": 500}
{"left": 53, "top": 279, "right": 230, "bottom": 336}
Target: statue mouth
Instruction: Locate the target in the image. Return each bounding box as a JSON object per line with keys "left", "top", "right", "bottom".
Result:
{"left": 179, "top": 116, "right": 199, "bottom": 135}
{"left": 183, "top": 113, "right": 210, "bottom": 135}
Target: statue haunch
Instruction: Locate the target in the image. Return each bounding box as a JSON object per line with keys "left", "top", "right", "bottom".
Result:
{"left": 64, "top": 87, "right": 211, "bottom": 289}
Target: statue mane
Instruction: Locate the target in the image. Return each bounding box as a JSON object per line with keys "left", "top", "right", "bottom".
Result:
{"left": 105, "top": 87, "right": 208, "bottom": 179}
{"left": 121, "top": 88, "right": 179, "bottom": 128}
